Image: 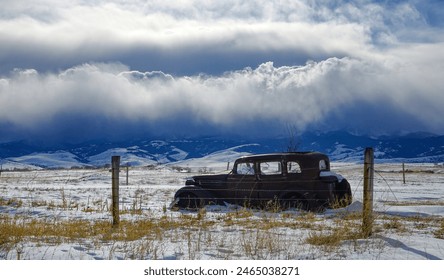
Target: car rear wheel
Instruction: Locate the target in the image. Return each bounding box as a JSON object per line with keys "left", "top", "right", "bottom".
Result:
{"left": 333, "top": 179, "right": 352, "bottom": 208}
{"left": 281, "top": 194, "right": 310, "bottom": 211}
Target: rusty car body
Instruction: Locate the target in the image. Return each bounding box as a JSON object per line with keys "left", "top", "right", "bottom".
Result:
{"left": 171, "top": 152, "right": 352, "bottom": 211}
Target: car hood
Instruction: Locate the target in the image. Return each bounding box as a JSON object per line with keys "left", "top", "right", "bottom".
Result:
{"left": 186, "top": 173, "right": 229, "bottom": 185}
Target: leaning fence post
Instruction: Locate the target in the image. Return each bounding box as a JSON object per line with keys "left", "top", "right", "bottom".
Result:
{"left": 112, "top": 156, "right": 120, "bottom": 227}
{"left": 362, "top": 147, "right": 374, "bottom": 238}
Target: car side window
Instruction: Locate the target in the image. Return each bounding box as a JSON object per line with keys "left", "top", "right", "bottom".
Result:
{"left": 319, "top": 160, "right": 328, "bottom": 170}
{"left": 287, "top": 161, "right": 302, "bottom": 174}
{"left": 236, "top": 162, "right": 255, "bottom": 175}
{"left": 259, "top": 161, "right": 282, "bottom": 175}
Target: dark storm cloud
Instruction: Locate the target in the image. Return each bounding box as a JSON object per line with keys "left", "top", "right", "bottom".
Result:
{"left": 0, "top": 0, "right": 443, "bottom": 142}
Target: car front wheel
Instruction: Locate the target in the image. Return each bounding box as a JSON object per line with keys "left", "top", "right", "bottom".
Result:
{"left": 176, "top": 193, "right": 202, "bottom": 209}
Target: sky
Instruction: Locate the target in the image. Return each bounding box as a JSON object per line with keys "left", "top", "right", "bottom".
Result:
{"left": 1, "top": 0, "right": 444, "bottom": 144}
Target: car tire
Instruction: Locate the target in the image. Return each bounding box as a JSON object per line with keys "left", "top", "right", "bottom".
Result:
{"left": 281, "top": 194, "right": 310, "bottom": 211}
{"left": 334, "top": 179, "right": 352, "bottom": 208}
{"left": 176, "top": 192, "right": 202, "bottom": 209}
{"left": 310, "top": 195, "right": 327, "bottom": 213}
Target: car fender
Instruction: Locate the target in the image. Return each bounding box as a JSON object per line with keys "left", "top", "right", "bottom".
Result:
{"left": 319, "top": 171, "right": 344, "bottom": 182}
{"left": 173, "top": 186, "right": 216, "bottom": 204}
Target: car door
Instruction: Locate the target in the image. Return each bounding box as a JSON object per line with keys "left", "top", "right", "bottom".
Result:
{"left": 256, "top": 160, "right": 285, "bottom": 205}
{"left": 227, "top": 160, "right": 258, "bottom": 206}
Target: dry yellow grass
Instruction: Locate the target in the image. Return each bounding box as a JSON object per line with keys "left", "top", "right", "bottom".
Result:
{"left": 2, "top": 206, "right": 444, "bottom": 259}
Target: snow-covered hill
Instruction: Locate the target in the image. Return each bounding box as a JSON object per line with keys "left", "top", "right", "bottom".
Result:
{"left": 0, "top": 132, "right": 443, "bottom": 169}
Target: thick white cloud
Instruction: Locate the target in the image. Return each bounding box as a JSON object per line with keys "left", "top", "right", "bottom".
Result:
{"left": 3, "top": 0, "right": 441, "bottom": 74}
{"left": 1, "top": 51, "right": 443, "bottom": 142}
{"left": 0, "top": 0, "right": 443, "bottom": 141}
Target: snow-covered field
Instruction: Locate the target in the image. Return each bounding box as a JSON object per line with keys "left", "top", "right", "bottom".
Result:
{"left": 1, "top": 160, "right": 443, "bottom": 260}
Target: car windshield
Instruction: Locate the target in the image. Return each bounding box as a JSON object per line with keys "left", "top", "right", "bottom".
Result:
{"left": 236, "top": 162, "right": 255, "bottom": 175}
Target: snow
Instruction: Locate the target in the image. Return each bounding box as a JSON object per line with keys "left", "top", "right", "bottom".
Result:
{"left": 169, "top": 148, "right": 189, "bottom": 161}
{"left": 6, "top": 151, "right": 88, "bottom": 169}
{"left": 1, "top": 155, "right": 444, "bottom": 260}
{"left": 167, "top": 144, "right": 256, "bottom": 172}
{"left": 88, "top": 148, "right": 158, "bottom": 167}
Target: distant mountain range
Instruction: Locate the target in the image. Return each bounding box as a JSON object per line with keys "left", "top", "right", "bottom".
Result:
{"left": 0, "top": 131, "right": 443, "bottom": 169}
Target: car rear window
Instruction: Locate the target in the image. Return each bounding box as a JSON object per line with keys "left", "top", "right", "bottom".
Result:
{"left": 319, "top": 159, "right": 328, "bottom": 170}
{"left": 287, "top": 161, "right": 302, "bottom": 174}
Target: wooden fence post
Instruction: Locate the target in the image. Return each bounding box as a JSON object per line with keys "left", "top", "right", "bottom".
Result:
{"left": 402, "top": 163, "right": 406, "bottom": 184}
{"left": 362, "top": 147, "right": 374, "bottom": 238}
{"left": 126, "top": 163, "right": 129, "bottom": 186}
{"left": 112, "top": 156, "right": 120, "bottom": 227}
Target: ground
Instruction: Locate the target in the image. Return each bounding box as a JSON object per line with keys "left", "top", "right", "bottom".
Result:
{"left": 0, "top": 161, "right": 443, "bottom": 260}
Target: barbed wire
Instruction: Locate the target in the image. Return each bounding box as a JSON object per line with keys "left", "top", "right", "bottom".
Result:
{"left": 374, "top": 169, "right": 399, "bottom": 202}
{"left": 1, "top": 169, "right": 443, "bottom": 184}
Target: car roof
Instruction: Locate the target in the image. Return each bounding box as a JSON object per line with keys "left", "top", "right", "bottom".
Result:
{"left": 236, "top": 152, "right": 329, "bottom": 162}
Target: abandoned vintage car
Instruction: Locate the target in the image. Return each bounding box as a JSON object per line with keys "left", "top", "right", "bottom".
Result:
{"left": 171, "top": 152, "right": 352, "bottom": 211}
